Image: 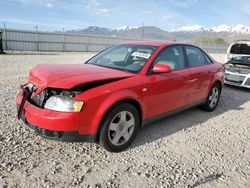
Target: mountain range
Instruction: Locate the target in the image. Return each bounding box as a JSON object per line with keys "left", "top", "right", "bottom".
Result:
{"left": 172, "top": 24, "right": 250, "bottom": 34}
{"left": 67, "top": 24, "right": 250, "bottom": 43}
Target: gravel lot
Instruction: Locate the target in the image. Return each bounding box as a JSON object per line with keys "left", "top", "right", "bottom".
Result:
{"left": 0, "top": 52, "right": 249, "bottom": 188}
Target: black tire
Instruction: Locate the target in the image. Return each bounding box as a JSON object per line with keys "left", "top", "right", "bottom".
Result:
{"left": 99, "top": 102, "right": 140, "bottom": 152}
{"left": 202, "top": 83, "right": 221, "bottom": 112}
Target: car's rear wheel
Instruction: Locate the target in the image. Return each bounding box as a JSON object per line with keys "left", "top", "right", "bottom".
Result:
{"left": 202, "top": 83, "right": 221, "bottom": 112}
{"left": 99, "top": 102, "right": 140, "bottom": 152}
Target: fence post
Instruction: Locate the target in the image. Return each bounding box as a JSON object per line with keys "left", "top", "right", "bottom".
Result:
{"left": 3, "top": 22, "right": 7, "bottom": 50}
{"left": 62, "top": 31, "right": 65, "bottom": 52}
{"left": 105, "top": 35, "right": 108, "bottom": 48}
{"left": 35, "top": 25, "right": 39, "bottom": 51}
{"left": 0, "top": 31, "right": 3, "bottom": 53}
{"left": 86, "top": 35, "right": 89, "bottom": 52}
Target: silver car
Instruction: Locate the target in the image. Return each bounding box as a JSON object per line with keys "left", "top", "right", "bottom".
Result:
{"left": 225, "top": 41, "right": 250, "bottom": 88}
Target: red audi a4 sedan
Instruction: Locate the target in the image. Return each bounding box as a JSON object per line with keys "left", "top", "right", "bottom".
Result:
{"left": 16, "top": 42, "right": 225, "bottom": 152}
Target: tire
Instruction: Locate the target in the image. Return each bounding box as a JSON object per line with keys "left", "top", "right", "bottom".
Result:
{"left": 99, "top": 102, "right": 140, "bottom": 152}
{"left": 202, "top": 83, "right": 221, "bottom": 112}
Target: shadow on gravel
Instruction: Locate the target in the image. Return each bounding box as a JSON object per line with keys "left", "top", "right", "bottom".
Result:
{"left": 131, "top": 85, "right": 250, "bottom": 149}
{"left": 190, "top": 173, "right": 223, "bottom": 188}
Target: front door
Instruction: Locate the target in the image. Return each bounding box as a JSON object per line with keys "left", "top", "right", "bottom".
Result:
{"left": 146, "top": 45, "right": 190, "bottom": 118}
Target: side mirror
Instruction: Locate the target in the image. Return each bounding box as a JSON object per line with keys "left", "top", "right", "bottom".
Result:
{"left": 152, "top": 64, "right": 172, "bottom": 73}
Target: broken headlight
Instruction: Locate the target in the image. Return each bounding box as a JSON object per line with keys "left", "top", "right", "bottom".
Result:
{"left": 44, "top": 95, "right": 84, "bottom": 112}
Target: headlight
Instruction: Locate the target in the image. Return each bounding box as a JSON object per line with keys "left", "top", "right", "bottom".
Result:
{"left": 44, "top": 95, "right": 84, "bottom": 112}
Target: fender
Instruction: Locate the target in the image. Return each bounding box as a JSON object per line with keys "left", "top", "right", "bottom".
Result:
{"left": 87, "top": 89, "right": 146, "bottom": 135}
{"left": 207, "top": 64, "right": 225, "bottom": 93}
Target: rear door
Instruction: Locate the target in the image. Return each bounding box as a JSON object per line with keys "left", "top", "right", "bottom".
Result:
{"left": 146, "top": 45, "right": 190, "bottom": 118}
{"left": 184, "top": 45, "right": 213, "bottom": 104}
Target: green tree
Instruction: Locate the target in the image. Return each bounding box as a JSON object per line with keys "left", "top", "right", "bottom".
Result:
{"left": 193, "top": 36, "right": 226, "bottom": 44}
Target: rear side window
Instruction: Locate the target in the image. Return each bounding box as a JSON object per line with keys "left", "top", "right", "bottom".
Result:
{"left": 185, "top": 46, "right": 206, "bottom": 67}
{"left": 154, "top": 46, "right": 186, "bottom": 70}
{"left": 230, "top": 43, "right": 250, "bottom": 55}
{"left": 203, "top": 53, "right": 213, "bottom": 64}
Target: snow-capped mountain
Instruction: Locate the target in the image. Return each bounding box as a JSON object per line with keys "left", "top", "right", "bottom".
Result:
{"left": 116, "top": 26, "right": 139, "bottom": 31}
{"left": 211, "top": 24, "right": 232, "bottom": 32}
{"left": 230, "top": 24, "right": 250, "bottom": 34}
{"left": 173, "top": 24, "right": 250, "bottom": 34}
{"left": 173, "top": 25, "right": 210, "bottom": 32}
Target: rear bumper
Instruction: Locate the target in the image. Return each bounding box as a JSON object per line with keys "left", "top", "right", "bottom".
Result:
{"left": 225, "top": 71, "right": 250, "bottom": 88}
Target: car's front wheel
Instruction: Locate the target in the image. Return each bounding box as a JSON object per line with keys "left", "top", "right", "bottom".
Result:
{"left": 99, "top": 102, "right": 140, "bottom": 152}
{"left": 202, "top": 83, "right": 221, "bottom": 112}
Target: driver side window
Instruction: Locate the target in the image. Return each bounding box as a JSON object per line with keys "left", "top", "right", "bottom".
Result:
{"left": 154, "top": 46, "right": 185, "bottom": 70}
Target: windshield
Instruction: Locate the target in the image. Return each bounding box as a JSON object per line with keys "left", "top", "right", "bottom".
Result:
{"left": 230, "top": 43, "right": 250, "bottom": 55}
{"left": 87, "top": 44, "right": 158, "bottom": 73}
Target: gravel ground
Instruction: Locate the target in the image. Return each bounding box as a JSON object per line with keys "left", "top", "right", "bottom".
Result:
{"left": 0, "top": 52, "right": 249, "bottom": 188}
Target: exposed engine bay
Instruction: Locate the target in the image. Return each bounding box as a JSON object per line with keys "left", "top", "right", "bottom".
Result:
{"left": 225, "top": 56, "right": 250, "bottom": 88}
{"left": 29, "top": 88, "right": 81, "bottom": 108}
{"left": 225, "top": 62, "right": 250, "bottom": 74}
{"left": 28, "top": 79, "right": 122, "bottom": 108}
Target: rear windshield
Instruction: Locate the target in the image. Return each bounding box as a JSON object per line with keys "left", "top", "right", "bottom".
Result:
{"left": 230, "top": 43, "right": 250, "bottom": 55}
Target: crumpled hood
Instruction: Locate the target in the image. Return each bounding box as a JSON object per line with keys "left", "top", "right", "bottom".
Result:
{"left": 29, "top": 64, "right": 134, "bottom": 91}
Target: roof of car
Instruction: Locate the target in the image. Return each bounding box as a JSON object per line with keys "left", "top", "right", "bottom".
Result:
{"left": 120, "top": 41, "right": 189, "bottom": 47}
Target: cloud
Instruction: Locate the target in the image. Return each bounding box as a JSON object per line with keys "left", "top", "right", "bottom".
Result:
{"left": 169, "top": 0, "right": 197, "bottom": 8}
{"left": 142, "top": 10, "right": 152, "bottom": 14}
{"left": 161, "top": 15, "right": 175, "bottom": 21}
{"left": 89, "top": 0, "right": 100, "bottom": 7}
{"left": 1, "top": 17, "right": 85, "bottom": 30}
{"left": 95, "top": 8, "right": 109, "bottom": 15}
{"left": 241, "top": 2, "right": 250, "bottom": 16}
{"left": 14, "top": 0, "right": 55, "bottom": 8}
{"left": 46, "top": 2, "right": 53, "bottom": 8}
{"left": 85, "top": 0, "right": 110, "bottom": 15}
{"left": 1, "top": 18, "right": 39, "bottom": 25}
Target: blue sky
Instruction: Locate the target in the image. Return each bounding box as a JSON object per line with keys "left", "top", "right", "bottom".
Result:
{"left": 0, "top": 0, "right": 250, "bottom": 31}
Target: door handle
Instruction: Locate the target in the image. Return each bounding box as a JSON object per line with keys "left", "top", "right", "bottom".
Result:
{"left": 186, "top": 78, "right": 197, "bottom": 83}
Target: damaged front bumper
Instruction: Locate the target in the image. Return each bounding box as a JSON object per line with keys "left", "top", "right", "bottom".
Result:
{"left": 16, "top": 90, "right": 96, "bottom": 142}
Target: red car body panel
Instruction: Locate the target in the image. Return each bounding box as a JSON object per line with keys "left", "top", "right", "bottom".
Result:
{"left": 16, "top": 92, "right": 80, "bottom": 131}
{"left": 145, "top": 69, "right": 190, "bottom": 117}
{"left": 16, "top": 42, "right": 225, "bottom": 140}
{"left": 29, "top": 64, "right": 134, "bottom": 94}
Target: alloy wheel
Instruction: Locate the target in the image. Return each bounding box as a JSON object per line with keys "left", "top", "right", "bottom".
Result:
{"left": 108, "top": 111, "right": 135, "bottom": 146}
{"left": 208, "top": 87, "right": 219, "bottom": 108}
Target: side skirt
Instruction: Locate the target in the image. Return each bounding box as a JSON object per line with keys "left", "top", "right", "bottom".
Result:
{"left": 142, "top": 99, "right": 206, "bottom": 126}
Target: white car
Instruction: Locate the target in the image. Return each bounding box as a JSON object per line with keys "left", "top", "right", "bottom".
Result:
{"left": 224, "top": 40, "right": 250, "bottom": 88}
